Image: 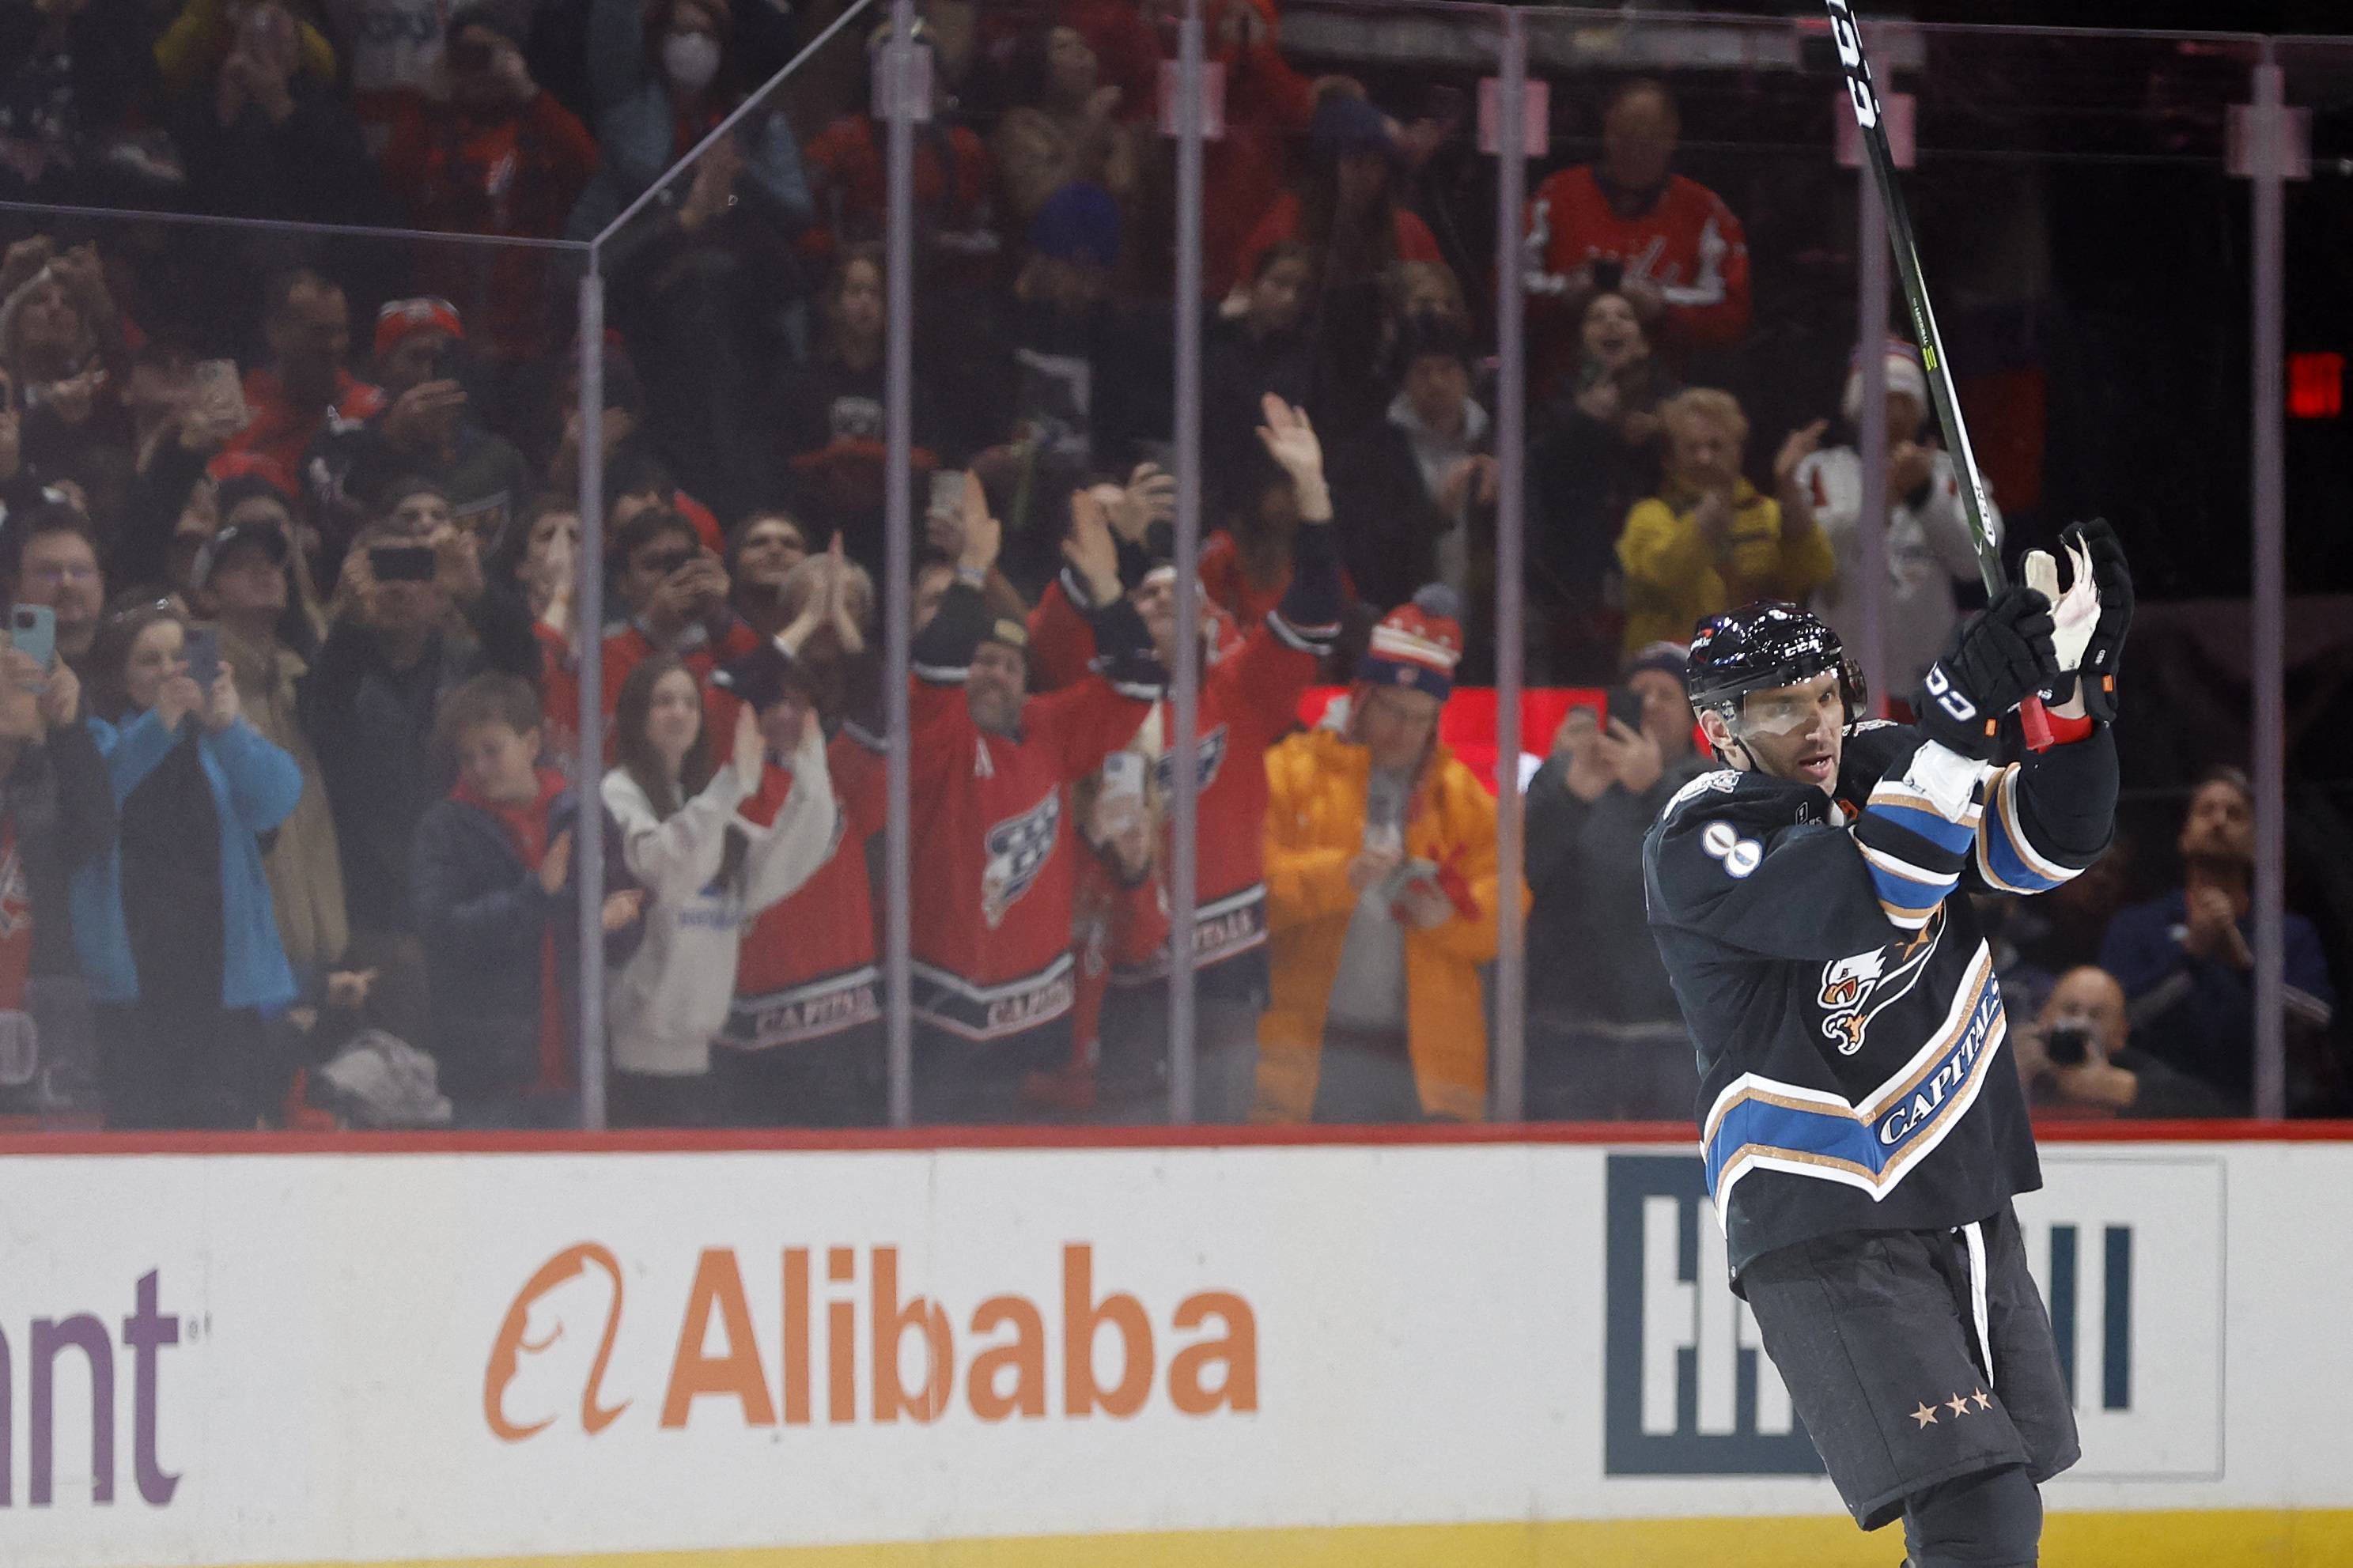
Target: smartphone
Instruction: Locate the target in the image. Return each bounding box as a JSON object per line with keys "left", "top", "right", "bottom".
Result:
{"left": 929, "top": 469, "right": 967, "bottom": 518}
{"left": 369, "top": 544, "right": 437, "bottom": 583}
{"left": 192, "top": 359, "right": 251, "bottom": 432}
{"left": 183, "top": 625, "right": 222, "bottom": 693}
{"left": 1095, "top": 750, "right": 1146, "bottom": 837}
{"left": 8, "top": 604, "right": 55, "bottom": 671}
{"left": 1603, "top": 684, "right": 1644, "bottom": 733}
{"left": 1591, "top": 258, "right": 1625, "bottom": 294}
{"left": 1380, "top": 856, "right": 1440, "bottom": 908}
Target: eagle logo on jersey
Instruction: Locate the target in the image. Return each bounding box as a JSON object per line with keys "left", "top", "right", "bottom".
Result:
{"left": 1818, "top": 908, "right": 1945, "bottom": 1055}
{"left": 1152, "top": 724, "right": 1228, "bottom": 798}
{"left": 981, "top": 792, "right": 1061, "bottom": 930}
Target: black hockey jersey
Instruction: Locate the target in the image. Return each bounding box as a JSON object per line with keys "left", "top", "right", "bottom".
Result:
{"left": 1644, "top": 719, "right": 2117, "bottom": 1276}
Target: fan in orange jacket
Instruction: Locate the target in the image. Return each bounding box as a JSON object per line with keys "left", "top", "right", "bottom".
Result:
{"left": 1254, "top": 585, "right": 1526, "bottom": 1123}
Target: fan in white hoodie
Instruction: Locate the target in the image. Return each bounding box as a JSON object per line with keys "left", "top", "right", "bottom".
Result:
{"left": 600, "top": 661, "right": 837, "bottom": 1122}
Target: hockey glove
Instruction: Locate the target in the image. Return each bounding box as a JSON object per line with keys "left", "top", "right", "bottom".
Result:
{"left": 2066, "top": 518, "right": 2131, "bottom": 724}
{"left": 1916, "top": 586, "right": 2060, "bottom": 761}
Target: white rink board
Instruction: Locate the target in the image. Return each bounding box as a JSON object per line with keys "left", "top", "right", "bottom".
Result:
{"left": 0, "top": 1138, "right": 2346, "bottom": 1566}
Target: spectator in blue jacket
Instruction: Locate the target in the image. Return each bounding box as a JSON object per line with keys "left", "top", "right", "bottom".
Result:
{"left": 74, "top": 603, "right": 303, "bottom": 1128}
{"left": 2099, "top": 767, "right": 2339, "bottom": 1114}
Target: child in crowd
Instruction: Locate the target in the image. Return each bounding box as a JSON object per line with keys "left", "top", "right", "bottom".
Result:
{"left": 410, "top": 673, "right": 638, "bottom": 1128}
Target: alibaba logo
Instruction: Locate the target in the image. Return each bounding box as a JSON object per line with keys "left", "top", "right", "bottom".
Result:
{"left": 483, "top": 1243, "right": 630, "bottom": 1442}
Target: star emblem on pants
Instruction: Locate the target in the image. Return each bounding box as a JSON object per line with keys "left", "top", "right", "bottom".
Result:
{"left": 1910, "top": 1401, "right": 1939, "bottom": 1428}
{"left": 1973, "top": 1388, "right": 1994, "bottom": 1411}
{"left": 1946, "top": 1392, "right": 1973, "bottom": 1417}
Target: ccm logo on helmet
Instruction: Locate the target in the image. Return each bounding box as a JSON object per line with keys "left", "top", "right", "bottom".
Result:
{"left": 1701, "top": 821, "right": 1762, "bottom": 879}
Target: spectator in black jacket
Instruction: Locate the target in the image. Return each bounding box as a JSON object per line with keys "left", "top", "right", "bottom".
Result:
{"left": 1330, "top": 312, "right": 1494, "bottom": 679}
{"left": 168, "top": 2, "right": 388, "bottom": 225}
{"left": 1526, "top": 289, "right": 1677, "bottom": 682}
{"left": 1202, "top": 240, "right": 1314, "bottom": 498}
{"left": 0, "top": 497, "right": 105, "bottom": 676}
{"left": 0, "top": 640, "right": 112, "bottom": 1110}
{"left": 410, "top": 672, "right": 637, "bottom": 1127}
{"left": 1523, "top": 641, "right": 1709, "bottom": 1120}
{"left": 307, "top": 512, "right": 539, "bottom": 1049}
{"left": 308, "top": 298, "right": 535, "bottom": 568}
{"left": 0, "top": 0, "right": 165, "bottom": 207}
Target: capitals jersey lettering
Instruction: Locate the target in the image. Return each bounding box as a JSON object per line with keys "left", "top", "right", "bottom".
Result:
{"left": 1644, "top": 720, "right": 2117, "bottom": 1276}
{"left": 909, "top": 584, "right": 1161, "bottom": 1042}
{"left": 725, "top": 731, "right": 886, "bottom": 1052}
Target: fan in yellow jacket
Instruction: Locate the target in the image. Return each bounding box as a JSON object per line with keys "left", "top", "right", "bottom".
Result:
{"left": 1254, "top": 585, "right": 1526, "bottom": 1123}
{"left": 1617, "top": 387, "right": 1836, "bottom": 654}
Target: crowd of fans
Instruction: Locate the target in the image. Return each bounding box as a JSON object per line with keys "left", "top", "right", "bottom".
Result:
{"left": 0, "top": 0, "right": 2340, "bottom": 1130}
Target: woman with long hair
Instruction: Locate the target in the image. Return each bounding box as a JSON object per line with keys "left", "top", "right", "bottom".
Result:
{"left": 74, "top": 601, "right": 303, "bottom": 1128}
{"left": 600, "top": 649, "right": 836, "bottom": 1126}
{"left": 1231, "top": 92, "right": 1443, "bottom": 442}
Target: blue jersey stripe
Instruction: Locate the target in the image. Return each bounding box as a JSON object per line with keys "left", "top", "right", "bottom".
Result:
{"left": 1704, "top": 962, "right": 2007, "bottom": 1207}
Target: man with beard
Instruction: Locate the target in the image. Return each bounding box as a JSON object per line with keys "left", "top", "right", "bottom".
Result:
{"left": 2100, "top": 766, "right": 2338, "bottom": 1113}
{"left": 906, "top": 478, "right": 1160, "bottom": 1123}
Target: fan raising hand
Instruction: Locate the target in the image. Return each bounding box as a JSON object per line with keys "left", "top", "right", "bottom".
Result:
{"left": 1255, "top": 395, "right": 1331, "bottom": 523}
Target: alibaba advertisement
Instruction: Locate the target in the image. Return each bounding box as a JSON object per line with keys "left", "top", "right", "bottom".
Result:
{"left": 0, "top": 1142, "right": 2348, "bottom": 1568}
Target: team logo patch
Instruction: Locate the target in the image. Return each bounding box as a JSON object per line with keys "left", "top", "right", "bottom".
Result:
{"left": 1818, "top": 909, "right": 1945, "bottom": 1056}
{"left": 1152, "top": 724, "right": 1228, "bottom": 798}
{"left": 982, "top": 792, "right": 1061, "bottom": 930}
{"left": 1700, "top": 819, "right": 1761, "bottom": 878}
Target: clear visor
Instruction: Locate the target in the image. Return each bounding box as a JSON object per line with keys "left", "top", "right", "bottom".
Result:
{"left": 1728, "top": 673, "right": 1844, "bottom": 740}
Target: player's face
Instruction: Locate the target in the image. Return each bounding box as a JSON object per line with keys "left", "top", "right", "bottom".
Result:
{"left": 1729, "top": 670, "right": 1844, "bottom": 796}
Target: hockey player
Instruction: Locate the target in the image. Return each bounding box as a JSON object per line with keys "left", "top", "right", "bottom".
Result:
{"left": 906, "top": 484, "right": 1164, "bottom": 1123}
{"left": 1643, "top": 520, "right": 2131, "bottom": 1568}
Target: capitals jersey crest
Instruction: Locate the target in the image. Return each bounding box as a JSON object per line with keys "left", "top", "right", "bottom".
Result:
{"left": 982, "top": 791, "right": 1061, "bottom": 930}
{"left": 1818, "top": 908, "right": 1945, "bottom": 1056}
{"left": 1152, "top": 723, "right": 1228, "bottom": 799}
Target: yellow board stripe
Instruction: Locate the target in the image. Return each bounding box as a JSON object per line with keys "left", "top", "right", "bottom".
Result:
{"left": 207, "top": 1509, "right": 2353, "bottom": 1568}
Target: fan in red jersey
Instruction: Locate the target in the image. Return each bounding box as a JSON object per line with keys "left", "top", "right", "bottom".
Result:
{"left": 1520, "top": 77, "right": 1750, "bottom": 393}
{"left": 1023, "top": 395, "right": 1343, "bottom": 1121}
{"left": 906, "top": 477, "right": 1165, "bottom": 1124}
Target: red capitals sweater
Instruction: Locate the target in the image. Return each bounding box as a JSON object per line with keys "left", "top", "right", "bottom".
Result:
{"left": 1027, "top": 524, "right": 1342, "bottom": 990}
{"left": 1522, "top": 165, "right": 1750, "bottom": 383}
{"left": 906, "top": 583, "right": 1163, "bottom": 1041}
{"left": 723, "top": 727, "right": 888, "bottom": 1051}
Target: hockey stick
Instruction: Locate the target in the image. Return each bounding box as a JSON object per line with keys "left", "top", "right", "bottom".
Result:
{"left": 1823, "top": 2, "right": 2055, "bottom": 750}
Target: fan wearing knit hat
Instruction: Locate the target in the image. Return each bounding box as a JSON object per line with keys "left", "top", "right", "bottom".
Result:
{"left": 1253, "top": 584, "right": 1526, "bottom": 1126}
{"left": 1778, "top": 335, "right": 2003, "bottom": 703}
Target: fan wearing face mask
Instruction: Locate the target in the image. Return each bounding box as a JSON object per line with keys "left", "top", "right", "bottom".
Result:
{"left": 569, "top": 0, "right": 813, "bottom": 248}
